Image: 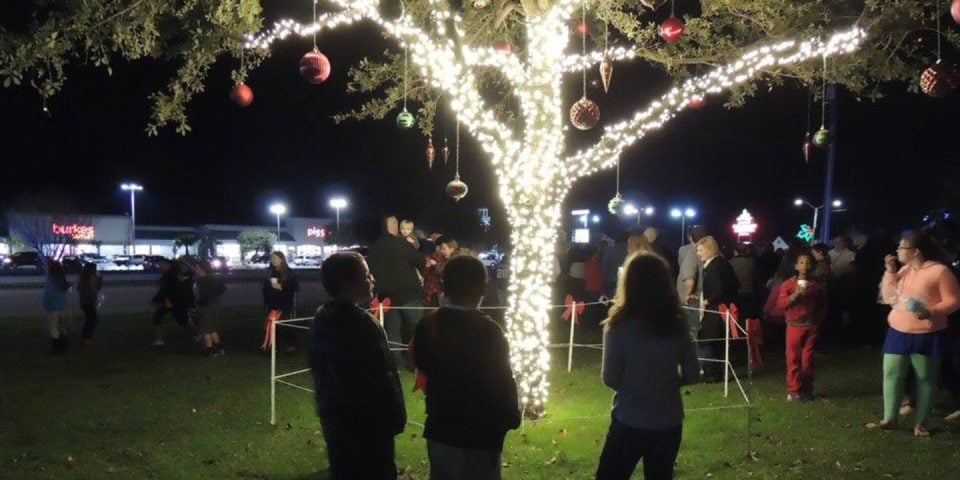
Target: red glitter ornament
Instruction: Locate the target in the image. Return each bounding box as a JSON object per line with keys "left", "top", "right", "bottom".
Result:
{"left": 920, "top": 62, "right": 960, "bottom": 97}
{"left": 570, "top": 97, "right": 601, "bottom": 130}
{"left": 494, "top": 41, "right": 512, "bottom": 54}
{"left": 802, "top": 134, "right": 814, "bottom": 163}
{"left": 687, "top": 96, "right": 706, "bottom": 109}
{"left": 952, "top": 0, "right": 960, "bottom": 25}
{"left": 299, "top": 49, "right": 331, "bottom": 84}
{"left": 660, "top": 16, "right": 685, "bottom": 43}
{"left": 575, "top": 20, "right": 590, "bottom": 37}
{"left": 230, "top": 83, "right": 253, "bottom": 107}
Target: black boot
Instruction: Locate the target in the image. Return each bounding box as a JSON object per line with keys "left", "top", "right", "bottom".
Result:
{"left": 52, "top": 336, "right": 70, "bottom": 354}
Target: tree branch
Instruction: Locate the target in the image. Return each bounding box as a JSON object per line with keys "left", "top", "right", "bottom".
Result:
{"left": 560, "top": 26, "right": 867, "bottom": 185}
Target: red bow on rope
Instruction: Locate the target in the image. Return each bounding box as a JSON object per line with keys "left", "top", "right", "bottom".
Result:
{"left": 369, "top": 297, "right": 392, "bottom": 314}
{"left": 562, "top": 294, "right": 585, "bottom": 324}
{"left": 409, "top": 342, "right": 428, "bottom": 393}
{"left": 718, "top": 304, "right": 742, "bottom": 339}
{"left": 261, "top": 309, "right": 283, "bottom": 351}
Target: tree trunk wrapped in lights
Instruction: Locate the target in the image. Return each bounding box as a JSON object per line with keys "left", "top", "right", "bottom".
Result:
{"left": 4, "top": 0, "right": 956, "bottom": 413}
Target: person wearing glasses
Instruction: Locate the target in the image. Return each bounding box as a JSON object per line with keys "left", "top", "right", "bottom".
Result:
{"left": 867, "top": 231, "right": 960, "bottom": 437}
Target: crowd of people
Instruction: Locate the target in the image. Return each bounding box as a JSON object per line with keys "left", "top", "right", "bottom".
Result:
{"left": 33, "top": 211, "right": 960, "bottom": 478}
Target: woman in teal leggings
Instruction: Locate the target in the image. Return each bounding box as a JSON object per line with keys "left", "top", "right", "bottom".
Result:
{"left": 866, "top": 231, "right": 960, "bottom": 437}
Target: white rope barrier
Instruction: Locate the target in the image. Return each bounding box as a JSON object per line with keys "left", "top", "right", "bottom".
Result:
{"left": 268, "top": 299, "right": 755, "bottom": 429}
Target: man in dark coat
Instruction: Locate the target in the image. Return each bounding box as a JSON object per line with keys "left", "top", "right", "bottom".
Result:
{"left": 367, "top": 215, "right": 433, "bottom": 367}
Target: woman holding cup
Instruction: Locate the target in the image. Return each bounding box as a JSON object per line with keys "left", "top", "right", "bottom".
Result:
{"left": 867, "top": 231, "right": 960, "bottom": 437}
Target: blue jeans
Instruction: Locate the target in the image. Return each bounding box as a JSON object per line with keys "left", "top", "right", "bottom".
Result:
{"left": 383, "top": 299, "right": 424, "bottom": 367}
{"left": 427, "top": 440, "right": 502, "bottom": 480}
{"left": 595, "top": 416, "right": 682, "bottom": 480}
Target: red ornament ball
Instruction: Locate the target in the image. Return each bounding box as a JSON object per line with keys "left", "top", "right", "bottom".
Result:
{"left": 300, "top": 49, "right": 331, "bottom": 84}
{"left": 446, "top": 176, "right": 469, "bottom": 202}
{"left": 687, "top": 96, "right": 706, "bottom": 109}
{"left": 570, "top": 97, "right": 601, "bottom": 131}
{"left": 952, "top": 0, "right": 960, "bottom": 25}
{"left": 230, "top": 83, "right": 253, "bottom": 107}
{"left": 494, "top": 41, "right": 512, "bottom": 54}
{"left": 920, "top": 62, "right": 960, "bottom": 97}
{"left": 575, "top": 20, "right": 590, "bottom": 37}
{"left": 660, "top": 16, "right": 685, "bottom": 43}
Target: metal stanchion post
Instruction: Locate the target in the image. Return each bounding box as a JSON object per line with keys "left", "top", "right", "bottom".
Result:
{"left": 270, "top": 319, "right": 277, "bottom": 426}
{"left": 724, "top": 309, "right": 731, "bottom": 398}
{"left": 567, "top": 304, "right": 577, "bottom": 373}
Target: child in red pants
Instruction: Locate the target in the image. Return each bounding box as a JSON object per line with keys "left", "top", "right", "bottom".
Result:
{"left": 776, "top": 252, "right": 828, "bottom": 402}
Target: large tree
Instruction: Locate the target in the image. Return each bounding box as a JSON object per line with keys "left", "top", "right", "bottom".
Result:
{"left": 4, "top": 0, "right": 957, "bottom": 412}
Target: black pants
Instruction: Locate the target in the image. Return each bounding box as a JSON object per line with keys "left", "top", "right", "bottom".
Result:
{"left": 80, "top": 303, "right": 98, "bottom": 340}
{"left": 595, "top": 417, "right": 682, "bottom": 480}
{"left": 320, "top": 419, "right": 397, "bottom": 480}
{"left": 153, "top": 306, "right": 190, "bottom": 328}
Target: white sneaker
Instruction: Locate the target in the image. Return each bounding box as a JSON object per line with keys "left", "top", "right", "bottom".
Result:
{"left": 151, "top": 339, "right": 166, "bottom": 347}
{"left": 944, "top": 410, "right": 960, "bottom": 421}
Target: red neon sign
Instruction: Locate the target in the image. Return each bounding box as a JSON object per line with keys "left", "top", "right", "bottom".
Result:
{"left": 306, "top": 227, "right": 328, "bottom": 239}
{"left": 52, "top": 223, "right": 96, "bottom": 241}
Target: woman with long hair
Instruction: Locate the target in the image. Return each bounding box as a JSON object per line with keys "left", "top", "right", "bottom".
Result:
{"left": 77, "top": 262, "right": 103, "bottom": 348}
{"left": 42, "top": 259, "right": 71, "bottom": 354}
{"left": 867, "top": 230, "right": 960, "bottom": 437}
{"left": 596, "top": 253, "right": 700, "bottom": 480}
{"left": 264, "top": 251, "right": 300, "bottom": 353}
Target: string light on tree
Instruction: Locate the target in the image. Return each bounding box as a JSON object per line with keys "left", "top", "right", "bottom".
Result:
{"left": 246, "top": 0, "right": 867, "bottom": 413}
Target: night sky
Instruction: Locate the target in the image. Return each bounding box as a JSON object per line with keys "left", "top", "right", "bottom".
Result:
{"left": 2, "top": 4, "right": 960, "bottom": 247}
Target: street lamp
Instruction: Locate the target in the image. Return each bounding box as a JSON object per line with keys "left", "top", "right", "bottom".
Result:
{"left": 269, "top": 203, "right": 287, "bottom": 241}
{"left": 623, "top": 203, "right": 654, "bottom": 226}
{"left": 794, "top": 197, "right": 845, "bottom": 241}
{"left": 121, "top": 183, "right": 143, "bottom": 254}
{"left": 670, "top": 206, "right": 697, "bottom": 240}
{"left": 328, "top": 197, "right": 348, "bottom": 236}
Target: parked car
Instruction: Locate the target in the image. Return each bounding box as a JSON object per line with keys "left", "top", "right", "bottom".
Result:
{"left": 62, "top": 255, "right": 86, "bottom": 273}
{"left": 2, "top": 251, "right": 44, "bottom": 269}
{"left": 293, "top": 255, "right": 321, "bottom": 267}
{"left": 247, "top": 253, "right": 272, "bottom": 265}
{"left": 142, "top": 255, "right": 169, "bottom": 272}
{"left": 208, "top": 256, "right": 230, "bottom": 272}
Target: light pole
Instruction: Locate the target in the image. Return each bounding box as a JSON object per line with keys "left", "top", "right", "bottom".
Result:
{"left": 328, "top": 197, "right": 348, "bottom": 237}
{"left": 794, "top": 197, "right": 844, "bottom": 241}
{"left": 269, "top": 203, "right": 287, "bottom": 242}
{"left": 121, "top": 183, "right": 143, "bottom": 254}
{"left": 670, "top": 207, "right": 697, "bottom": 241}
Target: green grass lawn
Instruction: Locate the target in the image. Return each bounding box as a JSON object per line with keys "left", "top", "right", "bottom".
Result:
{"left": 1, "top": 309, "right": 959, "bottom": 479}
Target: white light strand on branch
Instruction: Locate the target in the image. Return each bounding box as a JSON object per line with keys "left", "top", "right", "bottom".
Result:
{"left": 561, "top": 26, "right": 866, "bottom": 188}
{"left": 244, "top": 0, "right": 866, "bottom": 412}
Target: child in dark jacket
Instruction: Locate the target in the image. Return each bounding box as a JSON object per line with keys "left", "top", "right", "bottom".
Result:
{"left": 308, "top": 253, "right": 406, "bottom": 480}
{"left": 412, "top": 255, "right": 521, "bottom": 480}
{"left": 195, "top": 261, "right": 226, "bottom": 356}
{"left": 776, "top": 252, "right": 828, "bottom": 401}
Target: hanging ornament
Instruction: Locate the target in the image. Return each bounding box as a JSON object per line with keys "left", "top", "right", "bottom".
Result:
{"left": 575, "top": 19, "right": 590, "bottom": 37}
{"left": 442, "top": 137, "right": 450, "bottom": 165}
{"left": 446, "top": 119, "right": 468, "bottom": 202}
{"left": 396, "top": 44, "right": 415, "bottom": 129}
{"left": 494, "top": 41, "right": 512, "bottom": 54}
{"left": 396, "top": 109, "right": 415, "bottom": 129}
{"left": 598, "top": 23, "right": 613, "bottom": 93}
{"left": 687, "top": 96, "right": 706, "bottom": 109}
{"left": 640, "top": 0, "right": 667, "bottom": 10}
{"left": 473, "top": 0, "right": 490, "bottom": 8}
{"left": 299, "top": 49, "right": 331, "bottom": 84}
{"left": 920, "top": 62, "right": 960, "bottom": 97}
{"left": 426, "top": 136, "right": 435, "bottom": 169}
{"left": 952, "top": 0, "right": 960, "bottom": 25}
{"left": 608, "top": 193, "right": 625, "bottom": 215}
{"left": 570, "top": 97, "right": 601, "bottom": 130}
{"left": 660, "top": 0, "right": 684, "bottom": 43}
{"left": 813, "top": 127, "right": 832, "bottom": 148}
{"left": 599, "top": 55, "right": 613, "bottom": 93}
{"left": 660, "top": 17, "right": 685, "bottom": 43}
{"left": 230, "top": 83, "right": 254, "bottom": 107}
{"left": 446, "top": 176, "right": 469, "bottom": 202}
{"left": 802, "top": 133, "right": 814, "bottom": 163}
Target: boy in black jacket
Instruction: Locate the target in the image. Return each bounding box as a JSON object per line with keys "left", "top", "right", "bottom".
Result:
{"left": 308, "top": 252, "right": 406, "bottom": 480}
{"left": 413, "top": 255, "right": 521, "bottom": 480}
